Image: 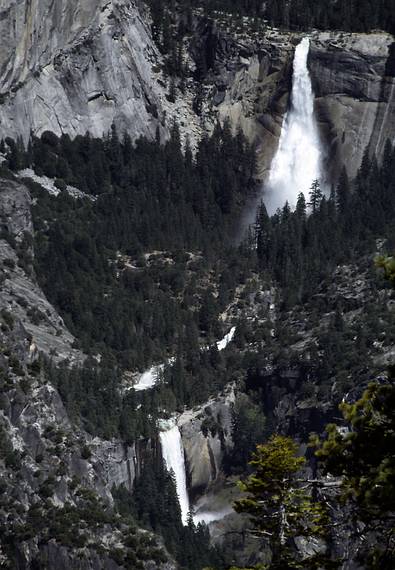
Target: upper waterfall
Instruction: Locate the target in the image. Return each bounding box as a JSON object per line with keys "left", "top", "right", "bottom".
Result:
{"left": 265, "top": 37, "right": 322, "bottom": 214}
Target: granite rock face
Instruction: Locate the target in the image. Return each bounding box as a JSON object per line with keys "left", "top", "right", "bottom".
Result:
{"left": 197, "top": 24, "right": 296, "bottom": 177}
{"left": 0, "top": 0, "right": 170, "bottom": 142}
{"left": 0, "top": 177, "right": 83, "bottom": 364}
{"left": 310, "top": 32, "right": 395, "bottom": 179}
{"left": 178, "top": 385, "right": 235, "bottom": 498}
{"left": 0, "top": 177, "right": 33, "bottom": 240}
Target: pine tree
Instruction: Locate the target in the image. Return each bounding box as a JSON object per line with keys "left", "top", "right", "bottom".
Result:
{"left": 335, "top": 167, "right": 350, "bottom": 217}
{"left": 234, "top": 435, "right": 330, "bottom": 569}
{"left": 308, "top": 179, "right": 323, "bottom": 213}
{"left": 295, "top": 192, "right": 307, "bottom": 220}
{"left": 313, "top": 376, "right": 395, "bottom": 569}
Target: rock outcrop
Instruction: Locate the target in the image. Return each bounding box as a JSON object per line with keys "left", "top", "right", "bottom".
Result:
{"left": 0, "top": 177, "right": 83, "bottom": 364}
{"left": 0, "top": 0, "right": 172, "bottom": 142}
{"left": 178, "top": 385, "right": 235, "bottom": 499}
{"left": 91, "top": 438, "right": 157, "bottom": 493}
{"left": 310, "top": 31, "right": 395, "bottom": 179}
{"left": 191, "top": 21, "right": 295, "bottom": 177}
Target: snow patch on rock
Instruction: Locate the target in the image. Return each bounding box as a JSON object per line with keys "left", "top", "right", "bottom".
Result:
{"left": 18, "top": 169, "right": 94, "bottom": 200}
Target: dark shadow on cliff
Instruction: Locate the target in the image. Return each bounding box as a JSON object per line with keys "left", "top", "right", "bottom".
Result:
{"left": 367, "top": 41, "right": 395, "bottom": 159}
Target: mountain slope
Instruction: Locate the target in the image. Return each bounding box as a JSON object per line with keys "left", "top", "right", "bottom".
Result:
{"left": 0, "top": 174, "right": 176, "bottom": 569}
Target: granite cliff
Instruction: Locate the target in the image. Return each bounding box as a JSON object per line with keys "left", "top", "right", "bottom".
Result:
{"left": 194, "top": 23, "right": 395, "bottom": 179}
{"left": 0, "top": 0, "right": 177, "bottom": 142}
{"left": 1, "top": 2, "right": 394, "bottom": 181}
{"left": 311, "top": 32, "right": 395, "bottom": 179}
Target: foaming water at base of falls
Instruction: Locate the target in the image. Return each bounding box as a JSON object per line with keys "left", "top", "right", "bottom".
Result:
{"left": 159, "top": 420, "right": 190, "bottom": 525}
{"left": 193, "top": 506, "right": 234, "bottom": 525}
{"left": 266, "top": 37, "right": 322, "bottom": 214}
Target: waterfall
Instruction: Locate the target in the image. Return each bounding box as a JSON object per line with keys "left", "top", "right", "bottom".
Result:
{"left": 266, "top": 37, "right": 322, "bottom": 214}
{"left": 159, "top": 420, "right": 190, "bottom": 525}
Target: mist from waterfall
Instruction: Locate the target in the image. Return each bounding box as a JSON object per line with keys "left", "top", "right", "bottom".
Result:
{"left": 159, "top": 421, "right": 190, "bottom": 525}
{"left": 265, "top": 37, "right": 322, "bottom": 215}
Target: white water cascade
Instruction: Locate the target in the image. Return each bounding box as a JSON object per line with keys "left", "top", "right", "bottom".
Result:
{"left": 134, "top": 327, "right": 236, "bottom": 392}
{"left": 159, "top": 420, "right": 190, "bottom": 525}
{"left": 266, "top": 37, "right": 322, "bottom": 214}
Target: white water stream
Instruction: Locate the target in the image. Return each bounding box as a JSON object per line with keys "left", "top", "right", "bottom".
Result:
{"left": 266, "top": 37, "right": 322, "bottom": 214}
{"left": 134, "top": 327, "right": 236, "bottom": 391}
{"left": 134, "top": 364, "right": 164, "bottom": 391}
{"left": 159, "top": 420, "right": 190, "bottom": 525}
{"left": 135, "top": 330, "right": 237, "bottom": 525}
{"left": 155, "top": 328, "right": 236, "bottom": 526}
{"left": 216, "top": 326, "right": 236, "bottom": 351}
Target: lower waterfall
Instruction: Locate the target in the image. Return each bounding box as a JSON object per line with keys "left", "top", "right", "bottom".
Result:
{"left": 266, "top": 37, "right": 322, "bottom": 214}
{"left": 159, "top": 420, "right": 190, "bottom": 525}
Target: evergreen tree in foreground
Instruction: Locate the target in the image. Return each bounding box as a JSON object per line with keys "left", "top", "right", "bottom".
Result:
{"left": 233, "top": 435, "right": 331, "bottom": 569}
{"left": 228, "top": 376, "right": 395, "bottom": 570}
{"left": 313, "top": 375, "right": 395, "bottom": 569}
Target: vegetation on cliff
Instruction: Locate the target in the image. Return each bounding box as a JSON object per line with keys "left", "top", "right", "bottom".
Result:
{"left": 254, "top": 144, "right": 395, "bottom": 308}
{"left": 1, "top": 124, "right": 395, "bottom": 570}
{"left": 230, "top": 376, "right": 395, "bottom": 570}
{"left": 234, "top": 435, "right": 331, "bottom": 569}
{"left": 146, "top": 0, "right": 395, "bottom": 62}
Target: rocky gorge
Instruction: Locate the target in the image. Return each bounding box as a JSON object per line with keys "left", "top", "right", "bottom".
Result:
{"left": 0, "top": 1, "right": 395, "bottom": 569}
